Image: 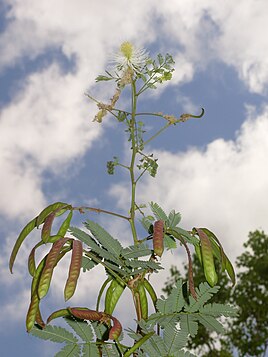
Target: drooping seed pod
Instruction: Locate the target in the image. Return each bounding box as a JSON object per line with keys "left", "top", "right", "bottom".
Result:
{"left": 153, "top": 220, "right": 164, "bottom": 257}
{"left": 9, "top": 216, "right": 37, "bottom": 273}
{"left": 64, "top": 240, "right": 83, "bottom": 301}
{"left": 26, "top": 293, "right": 40, "bottom": 332}
{"left": 143, "top": 279, "right": 157, "bottom": 310}
{"left": 41, "top": 212, "right": 56, "bottom": 243}
{"left": 195, "top": 228, "right": 218, "bottom": 287}
{"left": 109, "top": 316, "right": 122, "bottom": 340}
{"left": 38, "top": 238, "right": 69, "bottom": 299}
{"left": 28, "top": 241, "right": 44, "bottom": 277}
{"left": 225, "top": 255, "right": 236, "bottom": 286}
{"left": 57, "top": 211, "right": 73, "bottom": 238}
{"left": 47, "top": 308, "right": 70, "bottom": 324}
{"left": 137, "top": 282, "right": 148, "bottom": 320}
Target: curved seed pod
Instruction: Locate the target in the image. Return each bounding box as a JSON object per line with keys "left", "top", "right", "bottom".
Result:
{"left": 201, "top": 228, "right": 227, "bottom": 270}
{"left": 68, "top": 307, "right": 103, "bottom": 321}
{"left": 194, "top": 244, "right": 203, "bottom": 266}
{"left": 143, "top": 279, "right": 157, "bottom": 310}
{"left": 109, "top": 316, "right": 122, "bottom": 340}
{"left": 26, "top": 293, "right": 40, "bottom": 332}
{"left": 9, "top": 216, "right": 37, "bottom": 273}
{"left": 225, "top": 256, "right": 236, "bottom": 286}
{"left": 153, "top": 220, "right": 164, "bottom": 257}
{"left": 47, "top": 308, "right": 70, "bottom": 324}
{"left": 32, "top": 256, "right": 47, "bottom": 295}
{"left": 38, "top": 238, "right": 68, "bottom": 299}
{"left": 96, "top": 276, "right": 113, "bottom": 311}
{"left": 137, "top": 282, "right": 148, "bottom": 320}
{"left": 28, "top": 241, "right": 44, "bottom": 277}
{"left": 104, "top": 278, "right": 125, "bottom": 315}
{"left": 36, "top": 202, "right": 69, "bottom": 227}
{"left": 196, "top": 228, "right": 218, "bottom": 287}
{"left": 64, "top": 240, "right": 83, "bottom": 301}
{"left": 57, "top": 210, "right": 73, "bottom": 237}
{"left": 35, "top": 307, "right": 45, "bottom": 329}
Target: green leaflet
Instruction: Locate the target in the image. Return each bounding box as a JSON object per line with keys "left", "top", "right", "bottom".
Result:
{"left": 167, "top": 209, "right": 181, "bottom": 228}
{"left": 156, "top": 280, "right": 185, "bottom": 314}
{"left": 185, "top": 282, "right": 220, "bottom": 313}
{"left": 64, "top": 240, "right": 83, "bottom": 301}
{"left": 199, "top": 303, "right": 238, "bottom": 318}
{"left": 64, "top": 317, "right": 94, "bottom": 343}
{"left": 149, "top": 202, "right": 168, "bottom": 222}
{"left": 164, "top": 234, "right": 177, "bottom": 249}
{"left": 31, "top": 325, "right": 78, "bottom": 344}
{"left": 82, "top": 343, "right": 99, "bottom": 356}
{"left": 164, "top": 320, "right": 188, "bottom": 354}
{"left": 55, "top": 344, "right": 80, "bottom": 357}
{"left": 197, "top": 315, "right": 225, "bottom": 334}
{"left": 9, "top": 216, "right": 37, "bottom": 273}
{"left": 84, "top": 220, "right": 123, "bottom": 258}
{"left": 81, "top": 256, "right": 98, "bottom": 272}
{"left": 168, "top": 227, "right": 199, "bottom": 245}
{"left": 121, "top": 243, "right": 152, "bottom": 259}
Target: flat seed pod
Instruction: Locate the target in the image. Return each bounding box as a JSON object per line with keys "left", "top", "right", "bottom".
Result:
{"left": 64, "top": 240, "right": 83, "bottom": 301}
{"left": 36, "top": 202, "right": 69, "bottom": 227}
{"left": 26, "top": 293, "right": 40, "bottom": 332}
{"left": 28, "top": 241, "right": 44, "bottom": 277}
{"left": 153, "top": 220, "right": 164, "bottom": 257}
{"left": 225, "top": 256, "right": 236, "bottom": 286}
{"left": 137, "top": 282, "right": 148, "bottom": 320}
{"left": 109, "top": 316, "right": 122, "bottom": 340}
{"left": 104, "top": 278, "right": 125, "bottom": 315}
{"left": 47, "top": 308, "right": 70, "bottom": 324}
{"left": 9, "top": 216, "right": 37, "bottom": 273}
{"left": 41, "top": 212, "right": 56, "bottom": 243}
{"left": 35, "top": 307, "right": 45, "bottom": 329}
{"left": 196, "top": 228, "right": 218, "bottom": 287}
{"left": 143, "top": 279, "right": 157, "bottom": 309}
{"left": 201, "top": 228, "right": 227, "bottom": 271}
{"left": 38, "top": 238, "right": 68, "bottom": 299}
{"left": 68, "top": 307, "right": 103, "bottom": 321}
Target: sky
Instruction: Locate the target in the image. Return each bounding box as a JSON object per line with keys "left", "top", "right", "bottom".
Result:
{"left": 1, "top": 0, "right": 268, "bottom": 356}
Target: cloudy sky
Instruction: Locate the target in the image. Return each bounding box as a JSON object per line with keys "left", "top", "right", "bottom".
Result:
{"left": 1, "top": 0, "right": 268, "bottom": 355}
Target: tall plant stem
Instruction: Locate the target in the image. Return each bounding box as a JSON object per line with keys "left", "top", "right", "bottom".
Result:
{"left": 129, "top": 78, "right": 138, "bottom": 244}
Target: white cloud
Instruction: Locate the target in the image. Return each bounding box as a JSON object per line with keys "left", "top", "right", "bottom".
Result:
{"left": 110, "top": 106, "right": 268, "bottom": 263}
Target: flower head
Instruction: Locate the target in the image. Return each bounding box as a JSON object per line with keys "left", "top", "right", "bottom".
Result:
{"left": 112, "top": 41, "right": 149, "bottom": 74}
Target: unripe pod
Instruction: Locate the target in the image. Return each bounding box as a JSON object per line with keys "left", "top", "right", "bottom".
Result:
{"left": 153, "top": 220, "right": 164, "bottom": 257}
{"left": 109, "top": 316, "right": 122, "bottom": 340}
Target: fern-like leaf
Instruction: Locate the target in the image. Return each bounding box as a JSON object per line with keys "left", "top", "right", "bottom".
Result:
{"left": 121, "top": 243, "right": 152, "bottom": 259}
{"left": 138, "top": 334, "right": 168, "bottom": 356}
{"left": 164, "top": 321, "right": 188, "bottom": 354}
{"left": 185, "top": 282, "right": 219, "bottom": 313}
{"left": 149, "top": 202, "right": 168, "bottom": 222}
{"left": 200, "top": 303, "right": 238, "bottom": 317}
{"left": 164, "top": 234, "right": 177, "bottom": 249}
{"left": 31, "top": 325, "right": 78, "bottom": 344}
{"left": 140, "top": 216, "right": 154, "bottom": 232}
{"left": 101, "top": 343, "right": 120, "bottom": 356}
{"left": 82, "top": 343, "right": 99, "bottom": 356}
{"left": 55, "top": 343, "right": 80, "bottom": 357}
{"left": 64, "top": 317, "right": 94, "bottom": 342}
{"left": 156, "top": 280, "right": 185, "bottom": 314}
{"left": 197, "top": 315, "right": 225, "bottom": 334}
{"left": 167, "top": 209, "right": 181, "bottom": 228}
{"left": 81, "top": 256, "right": 97, "bottom": 272}
{"left": 84, "top": 220, "right": 123, "bottom": 257}
{"left": 179, "top": 314, "right": 198, "bottom": 338}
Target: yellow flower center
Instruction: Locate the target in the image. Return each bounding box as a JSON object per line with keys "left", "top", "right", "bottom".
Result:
{"left": 120, "top": 42, "right": 133, "bottom": 60}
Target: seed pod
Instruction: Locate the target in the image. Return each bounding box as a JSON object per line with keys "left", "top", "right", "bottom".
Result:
{"left": 38, "top": 238, "right": 68, "bottom": 299}
{"left": 201, "top": 228, "right": 226, "bottom": 271}
{"left": 143, "top": 279, "right": 157, "bottom": 310}
{"left": 104, "top": 278, "right": 125, "bottom": 315}
{"left": 153, "top": 220, "right": 164, "bottom": 257}
{"left": 225, "top": 256, "right": 236, "bottom": 286}
{"left": 96, "top": 276, "right": 113, "bottom": 311}
{"left": 9, "top": 216, "right": 37, "bottom": 273}
{"left": 109, "top": 316, "right": 122, "bottom": 340}
{"left": 196, "top": 228, "right": 218, "bottom": 287}
{"left": 194, "top": 244, "right": 203, "bottom": 266}
{"left": 35, "top": 307, "right": 45, "bottom": 329}
{"left": 36, "top": 202, "right": 69, "bottom": 227}
{"left": 68, "top": 307, "right": 103, "bottom": 321}
{"left": 64, "top": 240, "right": 83, "bottom": 301}
{"left": 47, "top": 308, "right": 70, "bottom": 324}
{"left": 41, "top": 212, "right": 56, "bottom": 243}
{"left": 57, "top": 210, "right": 73, "bottom": 238}
{"left": 28, "top": 241, "right": 44, "bottom": 277}
{"left": 26, "top": 293, "right": 40, "bottom": 332}
{"left": 137, "top": 282, "right": 148, "bottom": 320}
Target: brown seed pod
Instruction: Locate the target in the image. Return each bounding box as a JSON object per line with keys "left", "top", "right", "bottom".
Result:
{"left": 109, "top": 316, "right": 122, "bottom": 340}
{"left": 153, "top": 220, "right": 164, "bottom": 257}
{"left": 41, "top": 212, "right": 56, "bottom": 243}
{"left": 64, "top": 240, "right": 83, "bottom": 301}
{"left": 68, "top": 307, "right": 104, "bottom": 321}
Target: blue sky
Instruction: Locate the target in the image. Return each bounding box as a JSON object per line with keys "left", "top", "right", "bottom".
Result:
{"left": 1, "top": 1, "right": 268, "bottom": 356}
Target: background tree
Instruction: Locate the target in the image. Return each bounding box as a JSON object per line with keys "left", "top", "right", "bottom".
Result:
{"left": 163, "top": 230, "right": 268, "bottom": 357}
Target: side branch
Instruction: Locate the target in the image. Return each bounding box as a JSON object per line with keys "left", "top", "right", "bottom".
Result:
{"left": 72, "top": 206, "right": 130, "bottom": 221}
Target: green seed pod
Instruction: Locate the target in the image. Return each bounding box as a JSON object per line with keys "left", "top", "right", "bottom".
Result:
{"left": 64, "top": 240, "right": 83, "bottom": 301}
{"left": 109, "top": 316, "right": 122, "bottom": 340}
{"left": 194, "top": 244, "right": 203, "bottom": 266}
{"left": 196, "top": 228, "right": 218, "bottom": 287}
{"left": 38, "top": 238, "right": 68, "bottom": 299}
{"left": 153, "top": 220, "right": 164, "bottom": 257}
{"left": 36, "top": 202, "right": 69, "bottom": 227}
{"left": 28, "top": 241, "right": 44, "bottom": 277}
{"left": 137, "top": 282, "right": 148, "bottom": 320}
{"left": 225, "top": 256, "right": 236, "bottom": 286}
{"left": 9, "top": 216, "right": 37, "bottom": 273}
{"left": 26, "top": 293, "right": 40, "bottom": 332}
{"left": 57, "top": 210, "right": 73, "bottom": 238}
{"left": 104, "top": 278, "right": 125, "bottom": 315}
{"left": 47, "top": 308, "right": 70, "bottom": 324}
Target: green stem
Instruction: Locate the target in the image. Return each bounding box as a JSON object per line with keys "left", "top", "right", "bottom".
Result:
{"left": 143, "top": 122, "right": 171, "bottom": 146}
{"left": 123, "top": 331, "right": 155, "bottom": 357}
{"left": 129, "top": 78, "right": 138, "bottom": 244}
{"left": 72, "top": 206, "right": 130, "bottom": 221}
